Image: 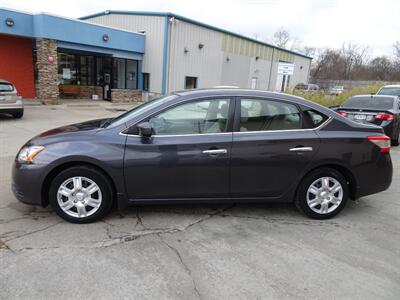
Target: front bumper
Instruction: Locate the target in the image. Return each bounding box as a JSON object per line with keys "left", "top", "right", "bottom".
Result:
{"left": 12, "top": 161, "right": 49, "bottom": 206}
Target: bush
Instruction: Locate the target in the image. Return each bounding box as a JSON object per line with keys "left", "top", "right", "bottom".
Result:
{"left": 290, "top": 84, "right": 384, "bottom": 107}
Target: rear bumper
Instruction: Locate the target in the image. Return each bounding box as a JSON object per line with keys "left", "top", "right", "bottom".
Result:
{"left": 0, "top": 99, "right": 24, "bottom": 114}
{"left": 354, "top": 152, "right": 393, "bottom": 198}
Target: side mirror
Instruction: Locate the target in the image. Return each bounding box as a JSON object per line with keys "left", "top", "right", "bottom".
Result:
{"left": 137, "top": 122, "right": 153, "bottom": 138}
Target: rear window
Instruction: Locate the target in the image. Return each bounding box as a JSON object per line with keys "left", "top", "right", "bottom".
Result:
{"left": 0, "top": 83, "right": 14, "bottom": 92}
{"left": 343, "top": 97, "right": 394, "bottom": 110}
{"left": 302, "top": 109, "right": 329, "bottom": 129}
{"left": 377, "top": 87, "right": 400, "bottom": 96}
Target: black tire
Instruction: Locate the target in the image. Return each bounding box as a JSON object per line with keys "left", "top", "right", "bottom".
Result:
{"left": 12, "top": 110, "right": 24, "bottom": 119}
{"left": 295, "top": 168, "right": 349, "bottom": 219}
{"left": 392, "top": 131, "right": 399, "bottom": 146}
{"left": 49, "top": 166, "right": 113, "bottom": 223}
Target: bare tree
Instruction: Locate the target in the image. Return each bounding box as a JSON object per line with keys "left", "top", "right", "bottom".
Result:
{"left": 341, "top": 43, "right": 369, "bottom": 80}
{"left": 273, "top": 27, "right": 290, "bottom": 48}
{"left": 369, "top": 56, "right": 394, "bottom": 80}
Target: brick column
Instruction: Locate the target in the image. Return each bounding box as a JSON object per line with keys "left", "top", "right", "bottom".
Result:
{"left": 36, "top": 38, "right": 59, "bottom": 104}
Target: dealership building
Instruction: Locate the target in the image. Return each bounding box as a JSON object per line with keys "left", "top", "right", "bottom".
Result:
{"left": 0, "top": 8, "right": 311, "bottom": 103}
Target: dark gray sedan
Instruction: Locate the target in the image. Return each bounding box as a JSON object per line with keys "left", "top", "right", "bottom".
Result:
{"left": 12, "top": 89, "right": 393, "bottom": 223}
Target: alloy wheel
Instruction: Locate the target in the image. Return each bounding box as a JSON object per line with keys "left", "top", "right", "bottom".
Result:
{"left": 306, "top": 176, "right": 343, "bottom": 214}
{"left": 57, "top": 176, "right": 102, "bottom": 218}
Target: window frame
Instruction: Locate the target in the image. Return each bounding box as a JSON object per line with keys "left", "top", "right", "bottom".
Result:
{"left": 126, "top": 96, "right": 235, "bottom": 136}
{"left": 233, "top": 96, "right": 306, "bottom": 133}
{"left": 184, "top": 76, "right": 198, "bottom": 89}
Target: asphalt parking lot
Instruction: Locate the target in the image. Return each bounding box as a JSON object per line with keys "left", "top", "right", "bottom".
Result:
{"left": 1, "top": 103, "right": 399, "bottom": 300}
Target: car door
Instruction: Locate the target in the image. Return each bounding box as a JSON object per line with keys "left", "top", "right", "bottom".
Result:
{"left": 230, "top": 97, "right": 322, "bottom": 198}
{"left": 123, "top": 97, "right": 233, "bottom": 200}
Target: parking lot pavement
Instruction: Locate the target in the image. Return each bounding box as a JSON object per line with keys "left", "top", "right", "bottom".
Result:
{"left": 0, "top": 104, "right": 399, "bottom": 300}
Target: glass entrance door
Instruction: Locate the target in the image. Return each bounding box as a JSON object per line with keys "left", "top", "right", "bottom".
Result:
{"left": 96, "top": 57, "right": 112, "bottom": 101}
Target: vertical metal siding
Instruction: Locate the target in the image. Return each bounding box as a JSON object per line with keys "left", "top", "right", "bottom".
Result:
{"left": 168, "top": 20, "right": 224, "bottom": 92}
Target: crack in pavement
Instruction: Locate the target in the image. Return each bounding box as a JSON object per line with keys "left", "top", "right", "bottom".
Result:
{"left": 219, "top": 213, "right": 345, "bottom": 227}
{"left": 8, "top": 204, "right": 235, "bottom": 252}
{"left": 94, "top": 204, "right": 235, "bottom": 248}
{"left": 0, "top": 239, "right": 15, "bottom": 253}
{"left": 3, "top": 221, "right": 63, "bottom": 245}
{"left": 158, "top": 234, "right": 202, "bottom": 300}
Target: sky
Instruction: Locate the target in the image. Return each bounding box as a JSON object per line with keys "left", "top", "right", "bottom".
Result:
{"left": 1, "top": 0, "right": 399, "bottom": 57}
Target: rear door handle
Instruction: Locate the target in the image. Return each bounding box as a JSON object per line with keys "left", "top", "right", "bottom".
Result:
{"left": 289, "top": 147, "right": 313, "bottom": 152}
{"left": 202, "top": 149, "right": 228, "bottom": 155}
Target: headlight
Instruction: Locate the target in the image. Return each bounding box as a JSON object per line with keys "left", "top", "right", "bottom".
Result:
{"left": 17, "top": 146, "right": 45, "bottom": 164}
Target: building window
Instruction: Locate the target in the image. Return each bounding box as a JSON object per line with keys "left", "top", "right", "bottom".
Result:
{"left": 57, "top": 51, "right": 139, "bottom": 89}
{"left": 58, "top": 53, "right": 78, "bottom": 85}
{"left": 143, "top": 73, "right": 150, "bottom": 91}
{"left": 79, "top": 55, "right": 94, "bottom": 85}
{"left": 251, "top": 77, "right": 257, "bottom": 89}
{"left": 126, "top": 60, "right": 138, "bottom": 89}
{"left": 113, "top": 58, "right": 138, "bottom": 89}
{"left": 185, "top": 76, "right": 197, "bottom": 89}
{"left": 113, "top": 58, "right": 126, "bottom": 89}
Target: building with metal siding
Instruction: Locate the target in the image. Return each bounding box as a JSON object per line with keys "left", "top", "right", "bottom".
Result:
{"left": 82, "top": 10, "right": 312, "bottom": 94}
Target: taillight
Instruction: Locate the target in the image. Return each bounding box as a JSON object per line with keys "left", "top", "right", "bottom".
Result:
{"left": 337, "top": 111, "right": 348, "bottom": 117}
{"left": 368, "top": 136, "right": 391, "bottom": 153}
{"left": 375, "top": 113, "right": 394, "bottom": 121}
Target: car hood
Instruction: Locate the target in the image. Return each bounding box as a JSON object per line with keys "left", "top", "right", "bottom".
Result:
{"left": 39, "top": 118, "right": 110, "bottom": 136}
{"left": 26, "top": 118, "right": 111, "bottom": 146}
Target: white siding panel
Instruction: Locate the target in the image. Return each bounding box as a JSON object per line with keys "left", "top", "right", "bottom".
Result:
{"left": 292, "top": 55, "right": 311, "bottom": 87}
{"left": 167, "top": 20, "right": 223, "bottom": 92}
{"left": 86, "top": 15, "right": 165, "bottom": 93}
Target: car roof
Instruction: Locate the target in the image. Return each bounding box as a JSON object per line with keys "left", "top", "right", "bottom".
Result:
{"left": 0, "top": 79, "right": 12, "bottom": 84}
{"left": 379, "top": 85, "right": 400, "bottom": 88}
{"left": 174, "top": 88, "right": 305, "bottom": 101}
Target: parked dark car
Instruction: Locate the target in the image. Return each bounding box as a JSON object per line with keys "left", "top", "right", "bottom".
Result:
{"left": 336, "top": 95, "right": 400, "bottom": 145}
{"left": 377, "top": 85, "right": 400, "bottom": 97}
{"left": 12, "top": 89, "right": 393, "bottom": 223}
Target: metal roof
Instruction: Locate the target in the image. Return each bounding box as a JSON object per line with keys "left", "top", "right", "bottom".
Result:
{"left": 80, "top": 10, "right": 313, "bottom": 60}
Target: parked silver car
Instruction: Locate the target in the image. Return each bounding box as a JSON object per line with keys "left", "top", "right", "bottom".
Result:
{"left": 0, "top": 79, "right": 24, "bottom": 118}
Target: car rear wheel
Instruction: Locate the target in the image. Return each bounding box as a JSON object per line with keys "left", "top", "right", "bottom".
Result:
{"left": 392, "top": 130, "right": 399, "bottom": 146}
{"left": 295, "top": 168, "right": 348, "bottom": 219}
{"left": 49, "top": 166, "right": 113, "bottom": 223}
{"left": 12, "top": 110, "right": 24, "bottom": 119}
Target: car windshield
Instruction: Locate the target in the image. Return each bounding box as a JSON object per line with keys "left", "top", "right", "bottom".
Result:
{"left": 343, "top": 97, "right": 394, "bottom": 110}
{"left": 377, "top": 87, "right": 400, "bottom": 96}
{"left": 108, "top": 95, "right": 178, "bottom": 127}
{"left": 0, "top": 83, "right": 14, "bottom": 92}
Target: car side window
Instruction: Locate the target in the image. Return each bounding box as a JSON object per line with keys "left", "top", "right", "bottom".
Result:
{"left": 149, "top": 98, "right": 230, "bottom": 135}
{"left": 239, "top": 98, "right": 301, "bottom": 131}
{"left": 302, "top": 109, "right": 329, "bottom": 129}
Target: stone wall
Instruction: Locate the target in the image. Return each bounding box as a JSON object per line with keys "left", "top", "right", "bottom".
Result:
{"left": 111, "top": 89, "right": 143, "bottom": 103}
{"left": 79, "top": 86, "right": 103, "bottom": 99}
{"left": 36, "top": 38, "right": 59, "bottom": 104}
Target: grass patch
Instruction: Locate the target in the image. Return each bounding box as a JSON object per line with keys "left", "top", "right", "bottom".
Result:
{"left": 290, "top": 84, "right": 384, "bottom": 107}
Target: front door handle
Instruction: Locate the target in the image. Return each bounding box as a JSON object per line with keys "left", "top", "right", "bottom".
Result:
{"left": 289, "top": 146, "right": 313, "bottom": 152}
{"left": 202, "top": 149, "right": 228, "bottom": 155}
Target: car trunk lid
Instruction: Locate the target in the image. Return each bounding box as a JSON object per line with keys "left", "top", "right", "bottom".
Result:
{"left": 336, "top": 108, "right": 394, "bottom": 126}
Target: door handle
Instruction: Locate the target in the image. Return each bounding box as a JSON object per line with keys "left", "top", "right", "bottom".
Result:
{"left": 202, "top": 149, "right": 228, "bottom": 155}
{"left": 289, "top": 147, "right": 313, "bottom": 152}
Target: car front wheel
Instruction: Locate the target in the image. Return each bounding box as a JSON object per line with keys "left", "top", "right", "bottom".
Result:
{"left": 49, "top": 166, "right": 113, "bottom": 223}
{"left": 295, "top": 168, "right": 348, "bottom": 219}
